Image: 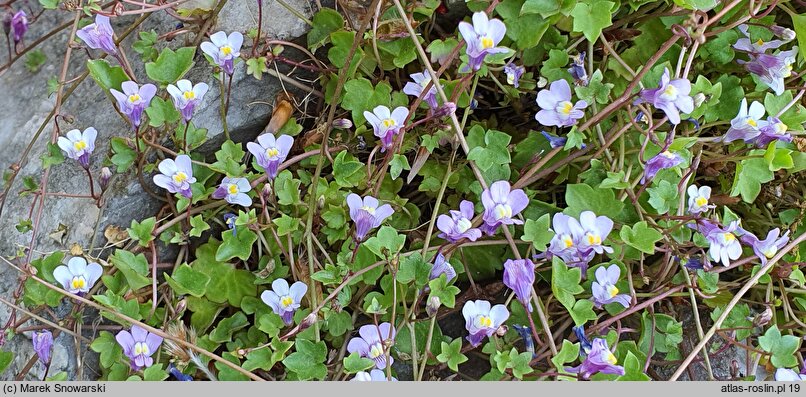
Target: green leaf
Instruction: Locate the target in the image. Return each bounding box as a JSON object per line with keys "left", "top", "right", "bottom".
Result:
{"left": 145, "top": 97, "right": 181, "bottom": 128}
{"left": 39, "top": 0, "right": 60, "bottom": 9}
{"left": 571, "top": 0, "right": 614, "bottom": 42}
{"left": 40, "top": 143, "right": 65, "bottom": 169}
{"left": 127, "top": 217, "right": 156, "bottom": 247}
{"left": 25, "top": 49, "right": 47, "bottom": 73}
{"left": 164, "top": 263, "right": 211, "bottom": 297}
{"left": 619, "top": 221, "right": 662, "bottom": 254}
{"left": 428, "top": 275, "right": 461, "bottom": 308}
{"left": 145, "top": 47, "right": 196, "bottom": 84}
{"left": 551, "top": 257, "right": 584, "bottom": 310}
{"left": 764, "top": 143, "right": 794, "bottom": 172}
{"left": 638, "top": 312, "right": 683, "bottom": 358}
{"left": 521, "top": 0, "right": 575, "bottom": 17}
{"left": 564, "top": 183, "right": 624, "bottom": 220}
{"left": 363, "top": 226, "right": 406, "bottom": 258}
{"left": 466, "top": 127, "right": 512, "bottom": 172}
{"left": 210, "top": 312, "right": 249, "bottom": 343}
{"left": 397, "top": 253, "right": 432, "bottom": 289}
{"left": 647, "top": 180, "right": 678, "bottom": 215}
{"left": 132, "top": 30, "right": 159, "bottom": 62}
{"left": 389, "top": 154, "right": 411, "bottom": 180}
{"left": 521, "top": 214, "right": 554, "bottom": 252}
{"left": 343, "top": 352, "right": 375, "bottom": 374}
{"left": 0, "top": 351, "right": 13, "bottom": 374}
{"left": 246, "top": 57, "right": 269, "bottom": 80}
{"left": 575, "top": 70, "right": 613, "bottom": 105}
{"left": 86, "top": 59, "right": 128, "bottom": 91}
{"left": 257, "top": 313, "right": 285, "bottom": 338}
{"left": 283, "top": 339, "right": 328, "bottom": 380}
{"left": 142, "top": 364, "right": 168, "bottom": 381}
{"left": 90, "top": 331, "right": 123, "bottom": 368}
{"left": 550, "top": 340, "right": 580, "bottom": 374}
{"left": 308, "top": 8, "right": 344, "bottom": 50}
{"left": 340, "top": 78, "right": 391, "bottom": 125}
{"left": 273, "top": 214, "right": 300, "bottom": 236}
{"left": 730, "top": 156, "right": 774, "bottom": 203}
{"left": 189, "top": 215, "right": 210, "bottom": 238}
{"left": 617, "top": 352, "right": 651, "bottom": 380}
{"left": 569, "top": 299, "right": 597, "bottom": 326}
{"left": 332, "top": 151, "right": 367, "bottom": 188}
{"left": 496, "top": 0, "right": 550, "bottom": 49}
{"left": 758, "top": 325, "right": 800, "bottom": 368}
{"left": 791, "top": 13, "right": 806, "bottom": 62}
{"left": 436, "top": 338, "right": 468, "bottom": 372}
{"left": 696, "top": 269, "right": 719, "bottom": 294}
{"left": 193, "top": 242, "right": 256, "bottom": 306}
{"left": 215, "top": 227, "right": 257, "bottom": 262}
{"left": 210, "top": 140, "right": 246, "bottom": 177}
{"left": 109, "top": 249, "right": 151, "bottom": 291}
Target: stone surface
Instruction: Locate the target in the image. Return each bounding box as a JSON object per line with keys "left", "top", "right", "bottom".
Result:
{"left": 0, "top": 1, "right": 311, "bottom": 380}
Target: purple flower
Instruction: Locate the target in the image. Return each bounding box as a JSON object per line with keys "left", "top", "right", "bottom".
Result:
{"left": 200, "top": 31, "right": 243, "bottom": 75}
{"left": 771, "top": 26, "right": 797, "bottom": 42}
{"left": 53, "top": 257, "right": 102, "bottom": 295}
{"left": 430, "top": 252, "right": 456, "bottom": 282}
{"left": 223, "top": 213, "right": 237, "bottom": 236}
{"left": 346, "top": 193, "right": 393, "bottom": 242}
{"left": 741, "top": 48, "right": 797, "bottom": 95}
{"left": 503, "top": 259, "right": 535, "bottom": 312}
{"left": 261, "top": 279, "right": 307, "bottom": 325}
{"left": 734, "top": 25, "right": 785, "bottom": 54}
{"left": 775, "top": 368, "right": 806, "bottom": 381}
{"left": 480, "top": 180, "right": 528, "bottom": 235}
{"left": 641, "top": 150, "right": 683, "bottom": 184}
{"left": 462, "top": 300, "right": 509, "bottom": 347}
{"left": 504, "top": 63, "right": 525, "bottom": 88}
{"left": 739, "top": 228, "right": 789, "bottom": 265}
{"left": 347, "top": 323, "right": 395, "bottom": 369}
{"left": 116, "top": 325, "right": 163, "bottom": 371}
{"left": 546, "top": 212, "right": 588, "bottom": 266}
{"left": 591, "top": 265, "right": 630, "bottom": 309}
{"left": 755, "top": 117, "right": 792, "bottom": 147}
{"left": 246, "top": 133, "right": 293, "bottom": 179}
{"left": 573, "top": 325, "right": 593, "bottom": 358}
{"left": 535, "top": 79, "right": 588, "bottom": 127}
{"left": 687, "top": 185, "right": 715, "bottom": 215}
{"left": 705, "top": 221, "right": 742, "bottom": 267}
{"left": 566, "top": 338, "right": 625, "bottom": 379}
{"left": 32, "top": 330, "right": 53, "bottom": 365}
{"left": 457, "top": 12, "right": 508, "bottom": 71}
{"left": 57, "top": 127, "right": 97, "bottom": 169}
{"left": 10, "top": 10, "right": 27, "bottom": 44}
{"left": 577, "top": 211, "right": 614, "bottom": 255}
{"left": 436, "top": 200, "right": 482, "bottom": 243}
{"left": 110, "top": 81, "right": 157, "bottom": 128}
{"left": 76, "top": 14, "right": 117, "bottom": 55}
{"left": 352, "top": 369, "right": 397, "bottom": 381}
{"left": 212, "top": 177, "right": 252, "bottom": 207}
{"left": 636, "top": 68, "right": 694, "bottom": 125}
{"left": 568, "top": 52, "right": 588, "bottom": 86}
{"left": 540, "top": 130, "right": 571, "bottom": 149}
{"left": 723, "top": 99, "right": 765, "bottom": 143}
{"left": 153, "top": 155, "right": 196, "bottom": 199}
{"left": 364, "top": 105, "right": 408, "bottom": 152}
{"left": 403, "top": 72, "right": 439, "bottom": 109}
{"left": 167, "top": 79, "right": 209, "bottom": 122}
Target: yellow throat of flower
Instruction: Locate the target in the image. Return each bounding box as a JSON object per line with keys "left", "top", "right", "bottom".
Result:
{"left": 361, "top": 205, "right": 376, "bottom": 215}
{"left": 605, "top": 351, "right": 618, "bottom": 365}
{"left": 133, "top": 342, "right": 150, "bottom": 356}
{"left": 456, "top": 218, "right": 472, "bottom": 233}
{"left": 221, "top": 45, "right": 233, "bottom": 56}
{"left": 661, "top": 151, "right": 676, "bottom": 159}
{"left": 266, "top": 147, "right": 280, "bottom": 158}
{"left": 71, "top": 276, "right": 86, "bottom": 290}
{"left": 495, "top": 204, "right": 513, "bottom": 220}
{"left": 173, "top": 171, "right": 188, "bottom": 184}
{"left": 586, "top": 233, "right": 602, "bottom": 246}
{"left": 607, "top": 284, "right": 619, "bottom": 298}
{"left": 183, "top": 90, "right": 195, "bottom": 100}
{"left": 128, "top": 93, "right": 141, "bottom": 103}
{"left": 382, "top": 118, "right": 396, "bottom": 129}
{"left": 695, "top": 196, "right": 708, "bottom": 207}
{"left": 764, "top": 246, "right": 778, "bottom": 259}
{"left": 723, "top": 232, "right": 736, "bottom": 242}
{"left": 746, "top": 118, "right": 757, "bottom": 127}
{"left": 478, "top": 315, "right": 492, "bottom": 328}
{"left": 663, "top": 84, "right": 678, "bottom": 97}
{"left": 73, "top": 140, "right": 87, "bottom": 151}
{"left": 228, "top": 184, "right": 239, "bottom": 195}
{"left": 563, "top": 235, "right": 574, "bottom": 248}
{"left": 280, "top": 296, "right": 293, "bottom": 308}
{"left": 480, "top": 37, "right": 494, "bottom": 49}
{"left": 559, "top": 101, "right": 574, "bottom": 115}
{"left": 774, "top": 122, "right": 788, "bottom": 134}
{"left": 756, "top": 39, "right": 764, "bottom": 46}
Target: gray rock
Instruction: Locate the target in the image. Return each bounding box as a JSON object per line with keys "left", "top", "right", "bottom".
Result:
{"left": 0, "top": 0, "right": 312, "bottom": 380}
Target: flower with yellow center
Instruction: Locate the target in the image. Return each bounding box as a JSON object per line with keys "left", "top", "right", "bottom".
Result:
{"left": 128, "top": 93, "right": 141, "bottom": 103}
{"left": 183, "top": 90, "right": 195, "bottom": 100}
{"left": 662, "top": 84, "right": 678, "bottom": 98}
{"left": 369, "top": 344, "right": 384, "bottom": 359}
{"left": 361, "top": 205, "right": 376, "bottom": 215}
{"left": 221, "top": 45, "right": 232, "bottom": 56}
{"left": 557, "top": 101, "right": 574, "bottom": 115}
{"left": 73, "top": 140, "right": 87, "bottom": 151}
{"left": 746, "top": 118, "right": 757, "bottom": 127}
{"left": 562, "top": 235, "right": 574, "bottom": 248}
{"left": 265, "top": 147, "right": 280, "bottom": 159}
{"left": 228, "top": 184, "right": 239, "bottom": 195}
{"left": 763, "top": 246, "right": 778, "bottom": 259}
{"left": 172, "top": 171, "right": 188, "bottom": 184}
{"left": 456, "top": 218, "right": 472, "bottom": 233}
{"left": 756, "top": 39, "right": 764, "bottom": 46}
{"left": 695, "top": 196, "right": 708, "bottom": 207}
{"left": 773, "top": 122, "right": 788, "bottom": 135}
{"left": 280, "top": 296, "right": 293, "bottom": 308}
{"left": 494, "top": 204, "right": 513, "bottom": 220}
{"left": 382, "top": 118, "right": 396, "bottom": 129}
{"left": 586, "top": 233, "right": 602, "bottom": 246}
{"left": 661, "top": 150, "right": 676, "bottom": 159}
{"left": 723, "top": 232, "right": 736, "bottom": 242}
{"left": 605, "top": 351, "right": 618, "bottom": 365}
{"left": 606, "top": 284, "right": 619, "bottom": 298}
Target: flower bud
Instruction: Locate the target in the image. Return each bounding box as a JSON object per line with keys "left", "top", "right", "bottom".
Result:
{"left": 495, "top": 324, "right": 508, "bottom": 337}
{"left": 262, "top": 183, "right": 272, "bottom": 200}
{"left": 434, "top": 102, "right": 457, "bottom": 118}
{"left": 693, "top": 92, "right": 706, "bottom": 108}
{"left": 426, "top": 296, "right": 441, "bottom": 317}
{"left": 753, "top": 306, "right": 773, "bottom": 327}
{"left": 2, "top": 12, "right": 12, "bottom": 35}
{"left": 771, "top": 25, "right": 796, "bottom": 41}
{"left": 99, "top": 167, "right": 112, "bottom": 191}
{"left": 299, "top": 312, "right": 318, "bottom": 331}
{"left": 175, "top": 298, "right": 187, "bottom": 316}
{"left": 333, "top": 118, "right": 353, "bottom": 129}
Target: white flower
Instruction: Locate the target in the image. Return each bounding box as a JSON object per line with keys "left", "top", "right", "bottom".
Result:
{"left": 53, "top": 257, "right": 103, "bottom": 294}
